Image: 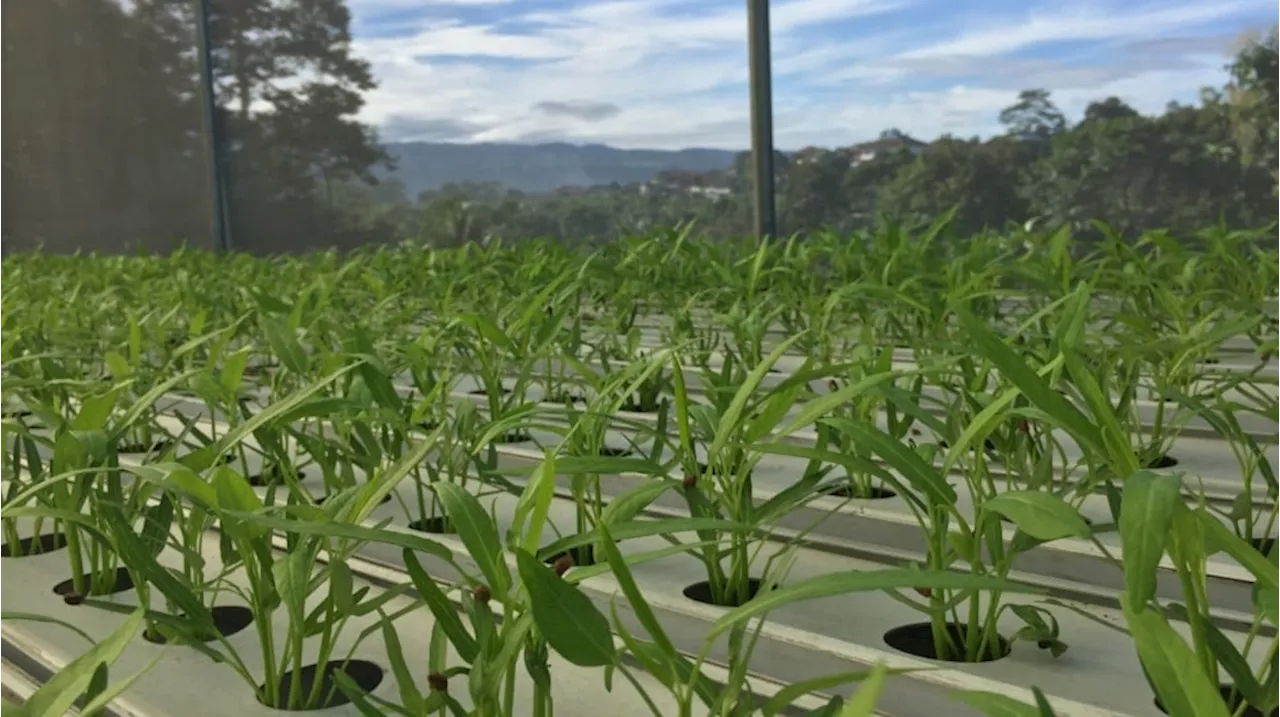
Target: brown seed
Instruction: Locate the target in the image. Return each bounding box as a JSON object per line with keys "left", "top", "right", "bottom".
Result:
{"left": 472, "top": 584, "right": 491, "bottom": 604}
{"left": 914, "top": 587, "right": 932, "bottom": 598}
{"left": 1018, "top": 420, "right": 1030, "bottom": 433}
{"left": 552, "top": 554, "right": 574, "bottom": 576}
{"left": 63, "top": 593, "right": 85, "bottom": 606}
{"left": 427, "top": 672, "right": 448, "bottom": 692}
{"left": 682, "top": 472, "right": 698, "bottom": 490}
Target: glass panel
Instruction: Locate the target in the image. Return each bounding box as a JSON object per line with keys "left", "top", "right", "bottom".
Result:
{"left": 2, "top": 0, "right": 218, "bottom": 254}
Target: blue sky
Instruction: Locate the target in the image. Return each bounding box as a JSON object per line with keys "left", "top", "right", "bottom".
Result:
{"left": 345, "top": 0, "right": 1276, "bottom": 150}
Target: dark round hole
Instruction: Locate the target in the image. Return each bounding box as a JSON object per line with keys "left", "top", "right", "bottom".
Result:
{"left": 546, "top": 392, "right": 585, "bottom": 405}
{"left": 936, "top": 439, "right": 998, "bottom": 453}
{"left": 694, "top": 461, "right": 750, "bottom": 478}
{"left": 492, "top": 431, "right": 533, "bottom": 444}
{"left": 1154, "top": 685, "right": 1278, "bottom": 717}
{"left": 257, "top": 659, "right": 384, "bottom": 711}
{"left": 823, "top": 484, "right": 897, "bottom": 500}
{"left": 598, "top": 446, "right": 633, "bottom": 458}
{"left": 1251, "top": 537, "right": 1276, "bottom": 556}
{"left": 1205, "top": 357, "right": 1221, "bottom": 365}
{"left": 883, "top": 621, "right": 1010, "bottom": 663}
{"left": 118, "top": 440, "right": 172, "bottom": 455}
{"left": 910, "top": 428, "right": 922, "bottom": 437}
{"left": 52, "top": 567, "right": 135, "bottom": 599}
{"left": 250, "top": 467, "right": 308, "bottom": 487}
{"left": 2, "top": 532, "right": 69, "bottom": 558}
{"left": 142, "top": 605, "right": 255, "bottom": 645}
{"left": 682, "top": 578, "right": 775, "bottom": 608}
{"left": 1145, "top": 454, "right": 1179, "bottom": 469}
{"left": 408, "top": 516, "right": 454, "bottom": 534}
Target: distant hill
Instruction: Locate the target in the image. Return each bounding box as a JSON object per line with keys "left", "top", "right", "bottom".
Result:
{"left": 382, "top": 141, "right": 738, "bottom": 196}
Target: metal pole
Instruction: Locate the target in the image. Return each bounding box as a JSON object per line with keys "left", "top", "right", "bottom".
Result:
{"left": 747, "top": 0, "right": 777, "bottom": 240}
{"left": 194, "top": 0, "right": 231, "bottom": 252}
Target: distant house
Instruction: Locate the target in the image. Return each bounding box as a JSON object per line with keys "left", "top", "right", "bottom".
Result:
{"left": 649, "top": 168, "right": 734, "bottom": 197}
{"left": 791, "top": 130, "right": 928, "bottom": 168}
{"left": 842, "top": 129, "right": 928, "bottom": 166}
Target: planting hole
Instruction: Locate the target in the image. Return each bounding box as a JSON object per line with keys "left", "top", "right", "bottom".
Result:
{"left": 408, "top": 516, "right": 454, "bottom": 534}
{"left": 883, "top": 622, "right": 1010, "bottom": 663}
{"left": 1154, "top": 685, "right": 1277, "bottom": 717}
{"left": 682, "top": 578, "right": 775, "bottom": 608}
{"left": 492, "top": 431, "right": 533, "bottom": 445}
{"left": 1251, "top": 537, "right": 1276, "bottom": 556}
{"left": 1144, "top": 454, "right": 1179, "bottom": 469}
{"left": 250, "top": 467, "right": 309, "bottom": 487}
{"left": 119, "top": 440, "right": 172, "bottom": 456}
{"left": 469, "top": 387, "right": 512, "bottom": 397}
{"left": 823, "top": 484, "right": 897, "bottom": 500}
{"left": 143, "top": 605, "right": 255, "bottom": 645}
{"left": 598, "top": 446, "right": 633, "bottom": 458}
{"left": 52, "top": 567, "right": 135, "bottom": 599}
{"left": 257, "top": 660, "right": 384, "bottom": 711}
{"left": 546, "top": 392, "right": 584, "bottom": 404}
{"left": 415, "top": 420, "right": 440, "bottom": 432}
{"left": 3, "top": 409, "right": 33, "bottom": 420}
{"left": 2, "top": 532, "right": 69, "bottom": 558}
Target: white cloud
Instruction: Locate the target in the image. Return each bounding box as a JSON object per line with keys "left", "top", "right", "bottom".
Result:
{"left": 348, "top": 0, "right": 1267, "bottom": 150}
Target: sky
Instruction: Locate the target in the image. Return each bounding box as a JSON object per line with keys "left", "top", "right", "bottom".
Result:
{"left": 346, "top": 0, "right": 1277, "bottom": 151}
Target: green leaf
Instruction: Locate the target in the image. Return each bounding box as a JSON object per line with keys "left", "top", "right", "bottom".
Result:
{"left": 1200, "top": 620, "right": 1268, "bottom": 711}
{"left": 764, "top": 668, "right": 909, "bottom": 717}
{"left": 432, "top": 482, "right": 510, "bottom": 597}
{"left": 956, "top": 305, "right": 1102, "bottom": 457}
{"left": 225, "top": 511, "right": 453, "bottom": 563}
{"left": 1255, "top": 582, "right": 1278, "bottom": 627}
{"left": 837, "top": 663, "right": 889, "bottom": 717}
{"left": 1195, "top": 510, "right": 1279, "bottom": 603}
{"left": 1119, "top": 472, "right": 1183, "bottom": 611}
{"left": 984, "top": 491, "right": 1091, "bottom": 542}
{"left": 402, "top": 550, "right": 477, "bottom": 663}
{"left": 951, "top": 691, "right": 1042, "bottom": 717}
{"left": 1121, "top": 601, "right": 1232, "bottom": 717}
{"left": 514, "top": 549, "right": 615, "bottom": 667}
{"left": 330, "top": 561, "right": 355, "bottom": 615}
{"left": 263, "top": 318, "right": 310, "bottom": 375}
{"left": 821, "top": 418, "right": 956, "bottom": 506}
{"left": 22, "top": 608, "right": 144, "bottom": 717}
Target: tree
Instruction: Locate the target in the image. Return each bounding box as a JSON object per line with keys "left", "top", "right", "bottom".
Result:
{"left": 877, "top": 136, "right": 1034, "bottom": 236}
{"left": 1224, "top": 28, "right": 1279, "bottom": 193}
{"left": 1021, "top": 94, "right": 1274, "bottom": 239}
{"left": 779, "top": 151, "right": 850, "bottom": 234}
{"left": 999, "top": 89, "right": 1068, "bottom": 139}
{"left": 199, "top": 0, "right": 393, "bottom": 252}
{"left": 1082, "top": 97, "right": 1140, "bottom": 125}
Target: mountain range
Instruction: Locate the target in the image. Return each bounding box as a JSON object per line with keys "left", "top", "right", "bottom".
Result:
{"left": 382, "top": 141, "right": 739, "bottom": 196}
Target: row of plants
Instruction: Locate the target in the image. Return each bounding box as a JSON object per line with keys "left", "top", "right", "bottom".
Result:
{"left": 1, "top": 226, "right": 1277, "bottom": 717}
